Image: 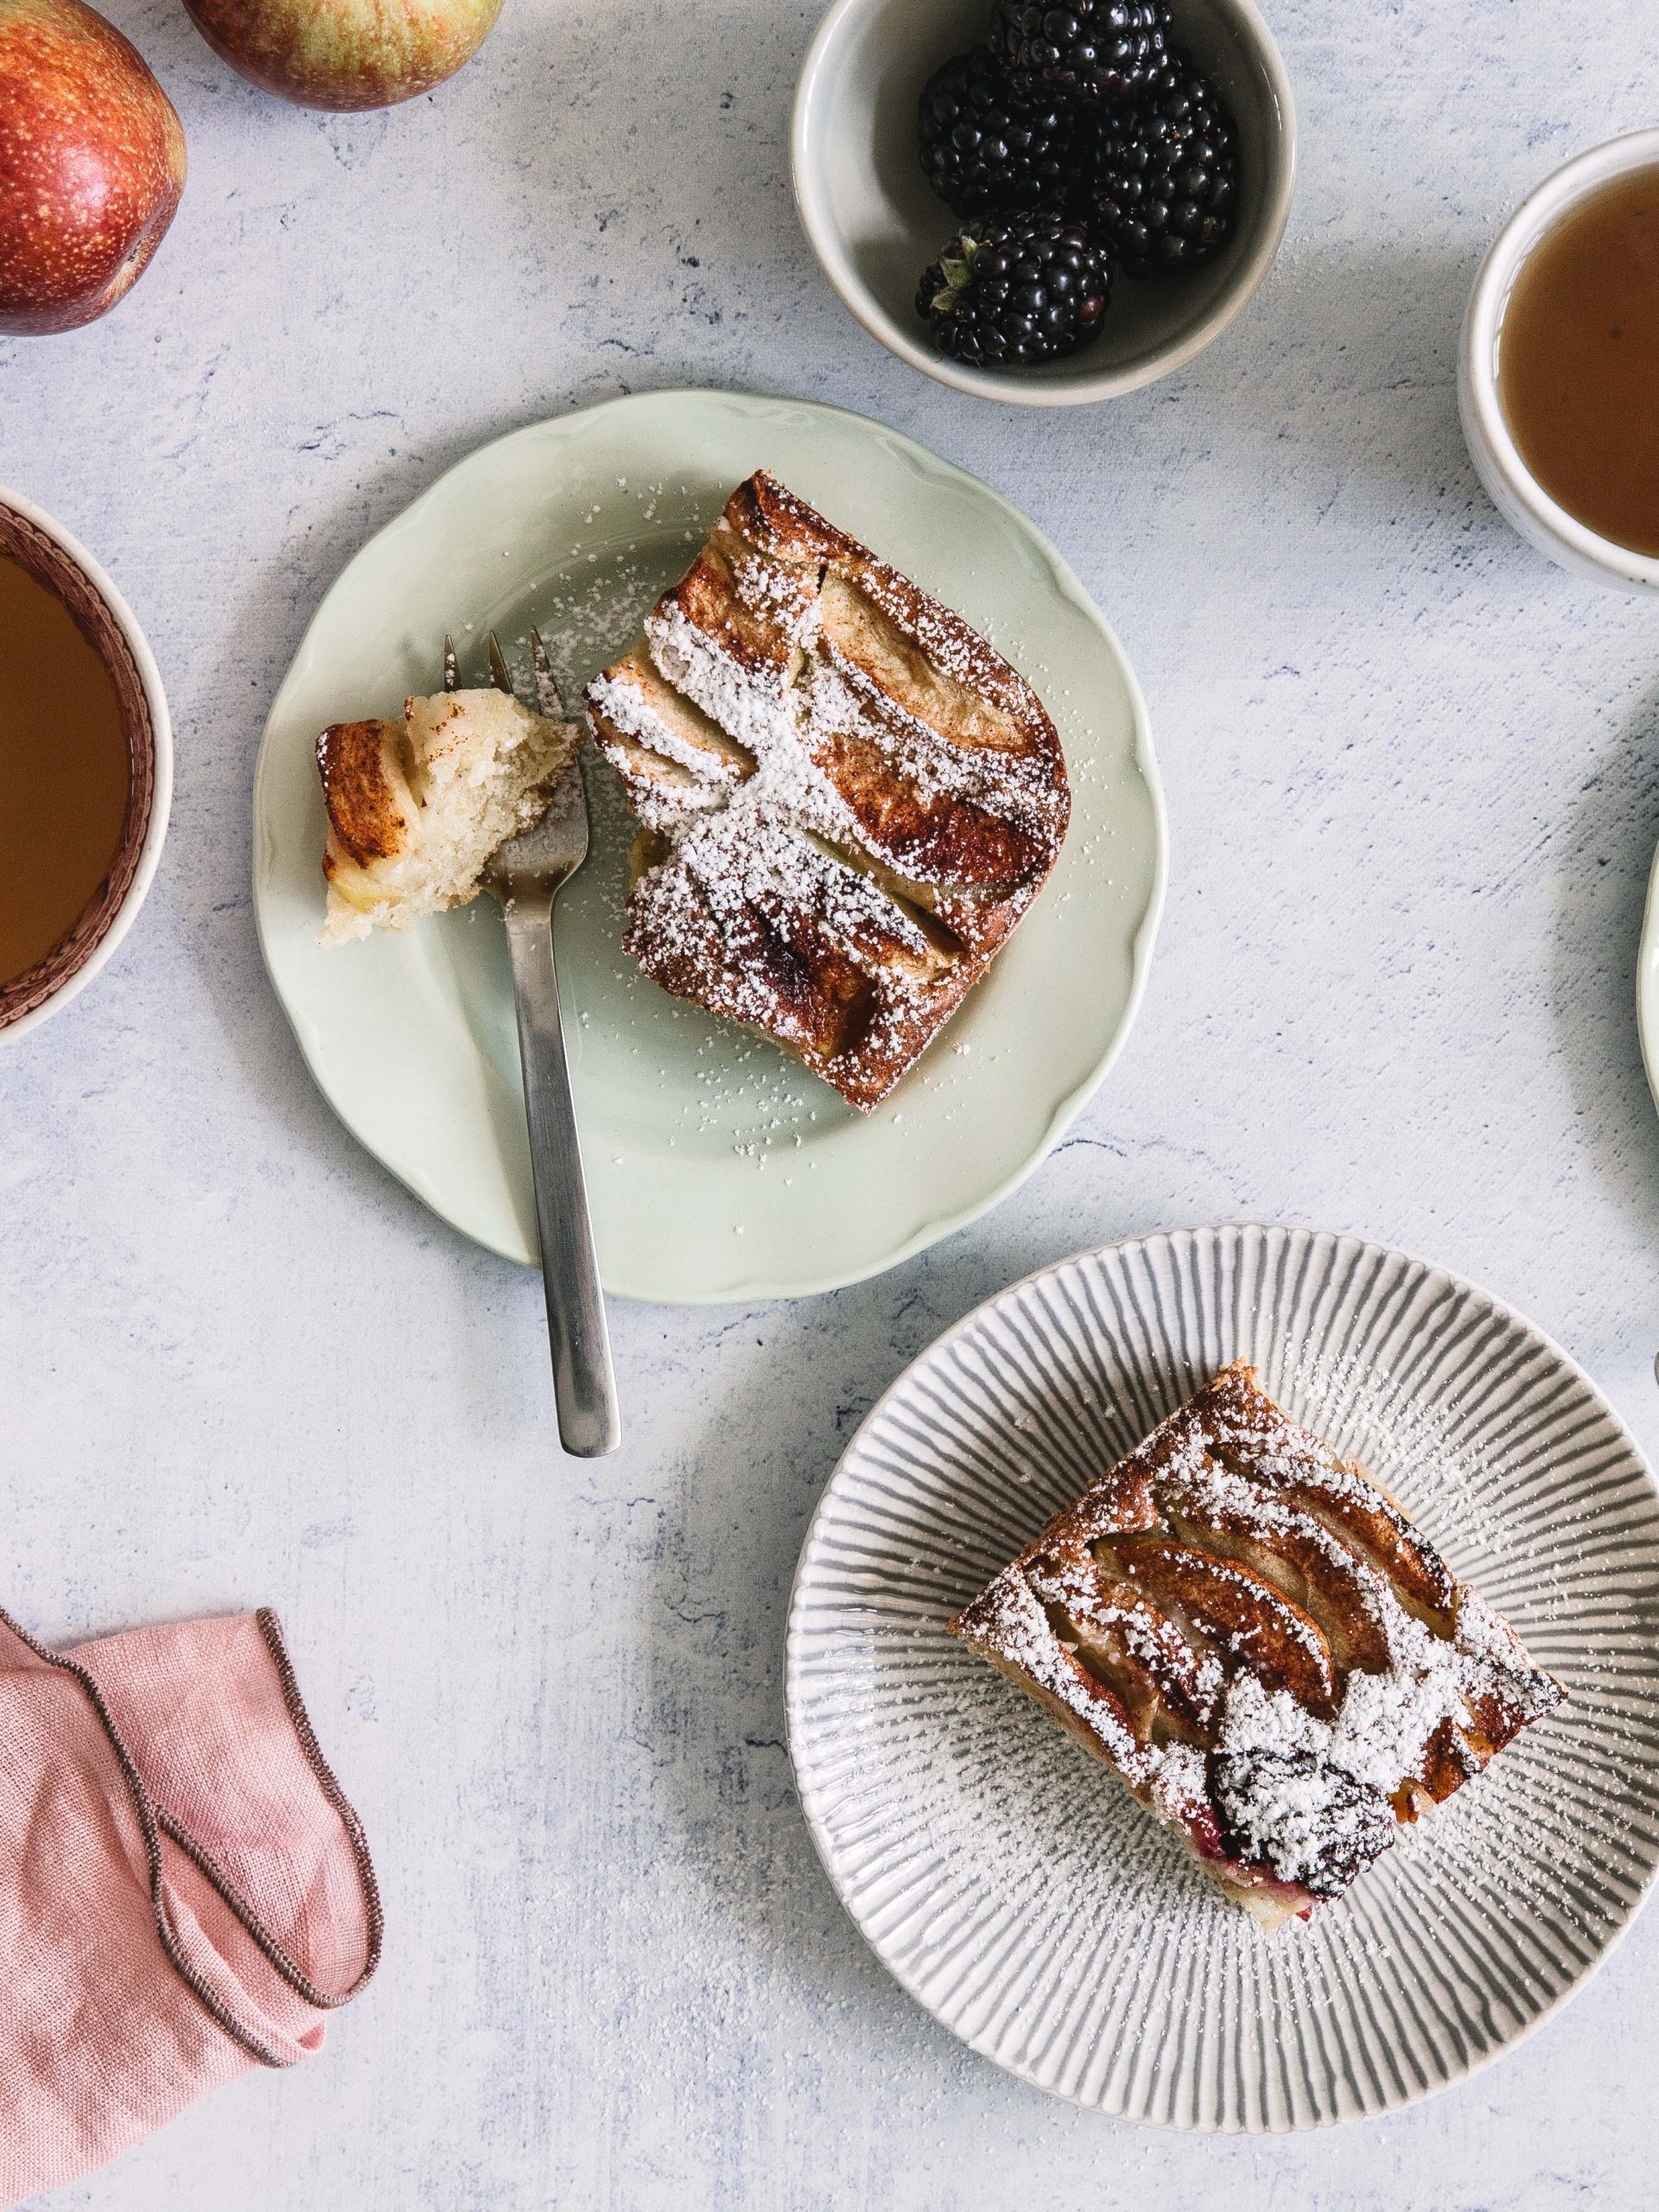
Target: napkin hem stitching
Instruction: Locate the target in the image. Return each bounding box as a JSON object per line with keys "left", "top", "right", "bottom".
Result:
{"left": 0, "top": 1605, "right": 382, "bottom": 2069}
{"left": 152, "top": 1609, "right": 384, "bottom": 2016}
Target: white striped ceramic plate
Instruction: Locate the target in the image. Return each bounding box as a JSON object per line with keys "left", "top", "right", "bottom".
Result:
{"left": 785, "top": 1224, "right": 1659, "bottom": 2129}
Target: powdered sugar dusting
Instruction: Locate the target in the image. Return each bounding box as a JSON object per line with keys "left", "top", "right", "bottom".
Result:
{"left": 585, "top": 474, "right": 1069, "bottom": 1107}
{"left": 951, "top": 1362, "right": 1564, "bottom": 1916}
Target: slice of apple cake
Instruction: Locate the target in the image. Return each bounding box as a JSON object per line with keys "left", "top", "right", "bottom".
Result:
{"left": 950, "top": 1361, "right": 1564, "bottom": 1928}
{"left": 584, "top": 471, "right": 1069, "bottom": 1110}
{"left": 316, "top": 687, "right": 580, "bottom": 945}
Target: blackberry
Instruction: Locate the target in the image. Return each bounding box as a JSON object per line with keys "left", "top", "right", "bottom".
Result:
{"left": 918, "top": 48, "right": 1072, "bottom": 219}
{"left": 989, "top": 0, "right": 1177, "bottom": 106}
{"left": 918, "top": 215, "right": 1111, "bottom": 366}
{"left": 1076, "top": 61, "right": 1238, "bottom": 275}
{"left": 1211, "top": 1749, "right": 1396, "bottom": 1901}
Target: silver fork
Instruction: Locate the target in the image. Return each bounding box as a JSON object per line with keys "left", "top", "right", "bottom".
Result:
{"left": 445, "top": 627, "right": 620, "bottom": 1458}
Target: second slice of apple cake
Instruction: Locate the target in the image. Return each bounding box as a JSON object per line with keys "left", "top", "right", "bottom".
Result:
{"left": 950, "top": 1361, "right": 1564, "bottom": 1928}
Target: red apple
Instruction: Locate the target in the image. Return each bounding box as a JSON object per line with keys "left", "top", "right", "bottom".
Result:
{"left": 183, "top": 0, "right": 503, "bottom": 110}
{"left": 0, "top": 0, "right": 186, "bottom": 335}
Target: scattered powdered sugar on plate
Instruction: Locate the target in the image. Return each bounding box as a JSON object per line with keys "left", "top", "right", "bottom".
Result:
{"left": 1274, "top": 1340, "right": 1510, "bottom": 1567}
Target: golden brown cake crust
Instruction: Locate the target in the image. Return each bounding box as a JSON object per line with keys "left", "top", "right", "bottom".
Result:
{"left": 584, "top": 471, "right": 1069, "bottom": 1110}
{"left": 726, "top": 470, "right": 1060, "bottom": 745}
{"left": 316, "top": 718, "right": 406, "bottom": 871}
{"left": 950, "top": 1362, "right": 1564, "bottom": 1924}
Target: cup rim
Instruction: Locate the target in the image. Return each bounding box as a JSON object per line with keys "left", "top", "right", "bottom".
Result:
{"left": 1461, "top": 127, "right": 1659, "bottom": 589}
{"left": 0, "top": 488, "right": 173, "bottom": 1041}
{"left": 790, "top": 0, "right": 1298, "bottom": 406}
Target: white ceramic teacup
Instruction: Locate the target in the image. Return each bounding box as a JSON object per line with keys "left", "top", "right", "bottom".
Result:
{"left": 0, "top": 490, "right": 172, "bottom": 1040}
{"left": 1460, "top": 129, "right": 1659, "bottom": 593}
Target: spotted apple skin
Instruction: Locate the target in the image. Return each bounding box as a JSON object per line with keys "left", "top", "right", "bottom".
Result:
{"left": 0, "top": 0, "right": 186, "bottom": 334}
{"left": 183, "top": 0, "right": 504, "bottom": 110}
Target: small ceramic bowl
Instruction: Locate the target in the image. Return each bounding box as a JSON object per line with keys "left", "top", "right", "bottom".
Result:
{"left": 1460, "top": 129, "right": 1659, "bottom": 593}
{"left": 0, "top": 490, "right": 172, "bottom": 1040}
{"left": 791, "top": 0, "right": 1295, "bottom": 406}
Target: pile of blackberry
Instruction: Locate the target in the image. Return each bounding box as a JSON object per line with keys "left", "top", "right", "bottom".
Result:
{"left": 914, "top": 0, "right": 1238, "bottom": 366}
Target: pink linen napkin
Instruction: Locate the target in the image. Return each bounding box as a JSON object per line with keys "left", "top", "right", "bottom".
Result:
{"left": 0, "top": 1606, "right": 382, "bottom": 2208}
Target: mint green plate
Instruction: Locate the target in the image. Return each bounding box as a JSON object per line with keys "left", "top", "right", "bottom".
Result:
{"left": 251, "top": 390, "right": 1166, "bottom": 1303}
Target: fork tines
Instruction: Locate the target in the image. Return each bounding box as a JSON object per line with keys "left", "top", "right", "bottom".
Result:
{"left": 530, "top": 628, "right": 563, "bottom": 720}
{"left": 445, "top": 627, "right": 565, "bottom": 721}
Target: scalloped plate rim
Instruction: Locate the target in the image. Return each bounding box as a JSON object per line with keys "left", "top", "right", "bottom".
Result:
{"left": 251, "top": 387, "right": 1167, "bottom": 1303}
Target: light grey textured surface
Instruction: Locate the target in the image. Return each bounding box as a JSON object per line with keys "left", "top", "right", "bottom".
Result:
{"left": 4, "top": 0, "right": 1658, "bottom": 2205}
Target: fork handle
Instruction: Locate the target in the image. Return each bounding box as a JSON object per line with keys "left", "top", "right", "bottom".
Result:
{"left": 502, "top": 901, "right": 620, "bottom": 1457}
